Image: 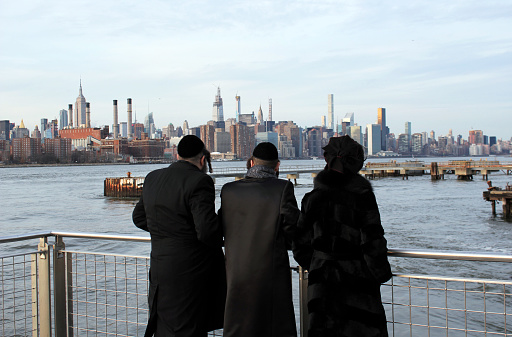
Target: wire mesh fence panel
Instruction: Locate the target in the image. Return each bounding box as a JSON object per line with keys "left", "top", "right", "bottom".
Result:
{"left": 0, "top": 252, "right": 38, "bottom": 337}
{"left": 67, "top": 251, "right": 150, "bottom": 337}
{"left": 382, "top": 275, "right": 512, "bottom": 337}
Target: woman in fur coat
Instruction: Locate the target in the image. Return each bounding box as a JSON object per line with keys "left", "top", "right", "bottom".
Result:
{"left": 293, "top": 135, "right": 392, "bottom": 337}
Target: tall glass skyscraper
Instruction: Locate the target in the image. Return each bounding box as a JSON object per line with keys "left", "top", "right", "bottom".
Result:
{"left": 59, "top": 109, "right": 68, "bottom": 129}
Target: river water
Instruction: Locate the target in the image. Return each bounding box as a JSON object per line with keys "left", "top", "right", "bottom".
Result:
{"left": 1, "top": 157, "right": 512, "bottom": 335}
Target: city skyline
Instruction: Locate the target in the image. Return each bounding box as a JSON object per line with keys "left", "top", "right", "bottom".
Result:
{"left": 2, "top": 82, "right": 511, "bottom": 142}
{"left": 1, "top": 1, "right": 511, "bottom": 138}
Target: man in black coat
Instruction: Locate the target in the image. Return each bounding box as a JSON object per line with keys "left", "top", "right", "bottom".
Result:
{"left": 133, "top": 135, "right": 226, "bottom": 337}
{"left": 219, "top": 142, "right": 300, "bottom": 337}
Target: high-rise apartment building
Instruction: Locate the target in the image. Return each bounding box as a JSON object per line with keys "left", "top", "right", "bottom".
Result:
{"left": 275, "top": 121, "right": 302, "bottom": 158}
{"left": 235, "top": 96, "right": 241, "bottom": 122}
{"left": 255, "top": 132, "right": 278, "bottom": 148}
{"left": 305, "top": 127, "right": 323, "bottom": 157}
{"left": 75, "top": 81, "right": 87, "bottom": 127}
{"left": 12, "top": 137, "right": 41, "bottom": 163}
{"left": 44, "top": 138, "right": 72, "bottom": 163}
{"left": 212, "top": 87, "right": 224, "bottom": 122}
{"left": 398, "top": 134, "right": 410, "bottom": 154}
{"left": 59, "top": 109, "right": 68, "bottom": 129}
{"left": 405, "top": 122, "right": 412, "bottom": 138}
{"left": 367, "top": 124, "right": 381, "bottom": 156}
{"left": 348, "top": 125, "right": 362, "bottom": 145}
{"left": 327, "top": 94, "right": 334, "bottom": 130}
{"left": 230, "top": 123, "right": 254, "bottom": 159}
{"left": 200, "top": 124, "right": 215, "bottom": 152}
{"left": 411, "top": 133, "right": 423, "bottom": 155}
{"left": 214, "top": 131, "right": 231, "bottom": 153}
{"left": 468, "top": 130, "right": 484, "bottom": 144}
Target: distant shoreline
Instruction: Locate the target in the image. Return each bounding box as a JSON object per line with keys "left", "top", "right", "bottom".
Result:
{"left": 0, "top": 154, "right": 510, "bottom": 169}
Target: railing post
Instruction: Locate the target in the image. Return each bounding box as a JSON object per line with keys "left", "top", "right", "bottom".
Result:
{"left": 38, "top": 237, "right": 52, "bottom": 337}
{"left": 31, "top": 254, "right": 39, "bottom": 337}
{"left": 54, "top": 236, "right": 70, "bottom": 337}
{"left": 298, "top": 266, "right": 308, "bottom": 337}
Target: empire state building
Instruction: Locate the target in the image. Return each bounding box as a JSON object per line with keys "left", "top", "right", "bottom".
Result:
{"left": 75, "top": 81, "right": 87, "bottom": 127}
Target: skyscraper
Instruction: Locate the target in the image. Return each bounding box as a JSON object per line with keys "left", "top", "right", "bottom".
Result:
{"left": 143, "top": 112, "right": 156, "bottom": 138}
{"left": 405, "top": 122, "right": 412, "bottom": 138}
{"left": 367, "top": 124, "right": 382, "bottom": 156}
{"left": 59, "top": 109, "right": 68, "bottom": 129}
{"left": 342, "top": 113, "right": 354, "bottom": 136}
{"left": 40, "top": 118, "right": 48, "bottom": 138}
{"left": 327, "top": 94, "right": 334, "bottom": 130}
{"left": 257, "top": 105, "right": 263, "bottom": 124}
{"left": 75, "top": 80, "right": 87, "bottom": 127}
{"left": 377, "top": 108, "right": 389, "bottom": 151}
{"left": 212, "top": 87, "right": 224, "bottom": 122}
{"left": 235, "top": 95, "right": 241, "bottom": 122}
{"left": 0, "top": 120, "right": 10, "bottom": 141}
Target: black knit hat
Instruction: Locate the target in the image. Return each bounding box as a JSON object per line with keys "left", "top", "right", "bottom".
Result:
{"left": 178, "top": 135, "right": 205, "bottom": 158}
{"left": 253, "top": 142, "right": 278, "bottom": 160}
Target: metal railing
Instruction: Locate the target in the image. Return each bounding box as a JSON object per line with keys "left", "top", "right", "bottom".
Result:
{"left": 2, "top": 231, "right": 512, "bottom": 336}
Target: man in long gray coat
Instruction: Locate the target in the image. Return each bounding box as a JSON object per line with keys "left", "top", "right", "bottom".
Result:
{"left": 219, "top": 142, "right": 300, "bottom": 337}
{"left": 133, "top": 135, "right": 226, "bottom": 337}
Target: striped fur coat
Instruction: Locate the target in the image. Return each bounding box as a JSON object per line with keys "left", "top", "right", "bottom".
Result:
{"left": 293, "top": 169, "right": 392, "bottom": 337}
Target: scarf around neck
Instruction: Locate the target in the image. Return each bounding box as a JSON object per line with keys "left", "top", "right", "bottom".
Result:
{"left": 246, "top": 165, "right": 277, "bottom": 179}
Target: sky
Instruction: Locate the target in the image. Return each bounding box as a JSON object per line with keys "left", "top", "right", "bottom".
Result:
{"left": 1, "top": 0, "right": 511, "bottom": 139}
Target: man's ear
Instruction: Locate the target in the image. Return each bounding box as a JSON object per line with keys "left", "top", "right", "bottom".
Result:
{"left": 275, "top": 161, "right": 280, "bottom": 172}
{"left": 250, "top": 159, "right": 255, "bottom": 168}
{"left": 200, "top": 155, "right": 206, "bottom": 167}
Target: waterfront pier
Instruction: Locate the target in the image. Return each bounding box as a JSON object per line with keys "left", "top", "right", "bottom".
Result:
{"left": 483, "top": 181, "right": 512, "bottom": 217}
{"left": 361, "top": 160, "right": 512, "bottom": 180}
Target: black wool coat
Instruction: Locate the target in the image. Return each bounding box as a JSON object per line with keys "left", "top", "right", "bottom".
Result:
{"left": 293, "top": 169, "right": 392, "bottom": 337}
{"left": 132, "top": 160, "right": 226, "bottom": 337}
{"left": 219, "top": 176, "right": 300, "bottom": 337}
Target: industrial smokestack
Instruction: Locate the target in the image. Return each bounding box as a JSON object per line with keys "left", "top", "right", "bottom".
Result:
{"left": 127, "top": 98, "right": 133, "bottom": 138}
{"left": 86, "top": 102, "right": 91, "bottom": 128}
{"left": 68, "top": 104, "right": 73, "bottom": 127}
{"left": 113, "top": 100, "right": 119, "bottom": 139}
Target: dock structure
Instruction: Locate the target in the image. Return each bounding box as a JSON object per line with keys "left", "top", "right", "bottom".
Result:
{"left": 210, "top": 164, "right": 325, "bottom": 186}
{"left": 361, "top": 160, "right": 512, "bottom": 181}
{"left": 104, "top": 172, "right": 144, "bottom": 198}
{"left": 483, "top": 181, "right": 512, "bottom": 217}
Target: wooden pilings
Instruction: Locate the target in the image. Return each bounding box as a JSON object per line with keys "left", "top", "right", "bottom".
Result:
{"left": 104, "top": 172, "right": 144, "bottom": 198}
{"left": 287, "top": 174, "right": 298, "bottom": 186}
{"left": 430, "top": 162, "right": 444, "bottom": 180}
{"left": 483, "top": 181, "right": 512, "bottom": 217}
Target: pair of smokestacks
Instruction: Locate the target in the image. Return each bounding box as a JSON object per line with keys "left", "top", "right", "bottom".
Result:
{"left": 67, "top": 103, "right": 90, "bottom": 128}
{"left": 112, "top": 98, "right": 133, "bottom": 139}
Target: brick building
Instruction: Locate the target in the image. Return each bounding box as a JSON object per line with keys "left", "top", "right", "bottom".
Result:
{"left": 12, "top": 137, "right": 41, "bottom": 163}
